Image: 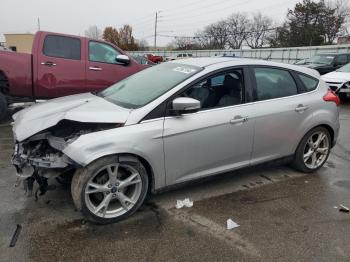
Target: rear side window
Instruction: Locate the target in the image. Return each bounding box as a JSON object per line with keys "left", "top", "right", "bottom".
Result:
{"left": 43, "top": 35, "right": 81, "bottom": 60}
{"left": 298, "top": 74, "right": 319, "bottom": 92}
{"left": 335, "top": 54, "right": 348, "bottom": 65}
{"left": 254, "top": 67, "right": 298, "bottom": 101}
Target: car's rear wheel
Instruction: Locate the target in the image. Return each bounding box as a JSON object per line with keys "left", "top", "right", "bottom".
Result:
{"left": 71, "top": 155, "right": 149, "bottom": 224}
{"left": 292, "top": 127, "right": 331, "bottom": 173}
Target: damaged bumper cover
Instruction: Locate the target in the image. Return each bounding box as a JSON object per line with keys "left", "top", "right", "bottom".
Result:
{"left": 12, "top": 134, "right": 77, "bottom": 179}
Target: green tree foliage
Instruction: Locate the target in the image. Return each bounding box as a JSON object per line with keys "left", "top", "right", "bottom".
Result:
{"left": 270, "top": 0, "right": 347, "bottom": 47}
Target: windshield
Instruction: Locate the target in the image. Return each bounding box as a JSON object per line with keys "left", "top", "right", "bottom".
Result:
{"left": 308, "top": 55, "right": 335, "bottom": 65}
{"left": 99, "top": 63, "right": 202, "bottom": 108}
{"left": 337, "top": 63, "right": 350, "bottom": 72}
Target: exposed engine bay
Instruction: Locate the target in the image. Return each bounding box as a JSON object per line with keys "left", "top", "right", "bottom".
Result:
{"left": 12, "top": 120, "right": 119, "bottom": 198}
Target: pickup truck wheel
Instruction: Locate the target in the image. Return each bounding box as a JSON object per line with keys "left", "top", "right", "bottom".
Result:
{"left": 0, "top": 93, "right": 8, "bottom": 122}
{"left": 71, "top": 155, "right": 149, "bottom": 224}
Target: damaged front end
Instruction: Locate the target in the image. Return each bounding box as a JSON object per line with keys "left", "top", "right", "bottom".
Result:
{"left": 12, "top": 120, "right": 119, "bottom": 198}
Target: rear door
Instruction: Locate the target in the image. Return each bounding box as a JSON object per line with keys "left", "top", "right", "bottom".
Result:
{"left": 36, "top": 34, "right": 85, "bottom": 98}
{"left": 85, "top": 41, "right": 137, "bottom": 91}
{"left": 248, "top": 66, "right": 315, "bottom": 165}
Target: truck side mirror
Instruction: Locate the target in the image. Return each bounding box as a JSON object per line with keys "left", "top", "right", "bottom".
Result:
{"left": 116, "top": 55, "right": 130, "bottom": 65}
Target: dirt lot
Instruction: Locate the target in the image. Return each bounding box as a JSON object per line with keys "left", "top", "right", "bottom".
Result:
{"left": 1, "top": 104, "right": 350, "bottom": 262}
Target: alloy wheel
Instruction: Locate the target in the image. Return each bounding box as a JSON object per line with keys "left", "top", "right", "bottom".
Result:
{"left": 84, "top": 163, "right": 142, "bottom": 218}
{"left": 303, "top": 131, "right": 330, "bottom": 169}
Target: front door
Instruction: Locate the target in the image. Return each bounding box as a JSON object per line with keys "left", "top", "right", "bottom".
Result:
{"left": 163, "top": 68, "right": 255, "bottom": 186}
{"left": 85, "top": 41, "right": 135, "bottom": 92}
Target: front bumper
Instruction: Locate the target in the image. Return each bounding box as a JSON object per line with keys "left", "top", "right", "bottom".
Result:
{"left": 12, "top": 141, "right": 72, "bottom": 179}
{"left": 325, "top": 81, "right": 350, "bottom": 96}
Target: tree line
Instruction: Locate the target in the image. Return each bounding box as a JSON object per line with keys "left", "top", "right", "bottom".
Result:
{"left": 85, "top": 0, "right": 349, "bottom": 51}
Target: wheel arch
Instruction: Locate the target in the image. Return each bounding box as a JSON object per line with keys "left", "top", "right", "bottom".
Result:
{"left": 0, "top": 70, "right": 9, "bottom": 94}
{"left": 294, "top": 123, "right": 335, "bottom": 155}
{"left": 118, "top": 153, "right": 156, "bottom": 194}
{"left": 81, "top": 153, "right": 156, "bottom": 194}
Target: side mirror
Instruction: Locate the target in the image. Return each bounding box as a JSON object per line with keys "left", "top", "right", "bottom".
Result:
{"left": 172, "top": 97, "right": 200, "bottom": 115}
{"left": 116, "top": 55, "right": 130, "bottom": 65}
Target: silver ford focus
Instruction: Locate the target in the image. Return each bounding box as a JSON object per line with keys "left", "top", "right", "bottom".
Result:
{"left": 12, "top": 58, "right": 340, "bottom": 224}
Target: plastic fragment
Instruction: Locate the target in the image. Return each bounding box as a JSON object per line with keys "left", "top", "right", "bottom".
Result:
{"left": 339, "top": 204, "right": 349, "bottom": 213}
{"left": 183, "top": 198, "right": 193, "bottom": 207}
{"left": 227, "top": 219, "right": 240, "bottom": 230}
{"left": 176, "top": 198, "right": 194, "bottom": 209}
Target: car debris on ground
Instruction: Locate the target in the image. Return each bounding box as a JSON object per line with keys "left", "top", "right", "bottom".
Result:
{"left": 176, "top": 198, "right": 194, "bottom": 209}
{"left": 339, "top": 204, "right": 349, "bottom": 213}
{"left": 227, "top": 218, "right": 240, "bottom": 230}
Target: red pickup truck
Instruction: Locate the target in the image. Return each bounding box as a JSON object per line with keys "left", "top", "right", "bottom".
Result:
{"left": 0, "top": 31, "right": 147, "bottom": 120}
{"left": 145, "top": 54, "right": 163, "bottom": 63}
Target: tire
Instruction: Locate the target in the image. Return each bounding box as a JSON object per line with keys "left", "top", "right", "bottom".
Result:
{"left": 0, "top": 92, "right": 8, "bottom": 122}
{"left": 292, "top": 127, "right": 331, "bottom": 173}
{"left": 339, "top": 93, "right": 348, "bottom": 102}
{"left": 71, "top": 155, "right": 149, "bottom": 224}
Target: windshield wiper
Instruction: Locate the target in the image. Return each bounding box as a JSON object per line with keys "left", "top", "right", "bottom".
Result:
{"left": 91, "top": 91, "right": 101, "bottom": 97}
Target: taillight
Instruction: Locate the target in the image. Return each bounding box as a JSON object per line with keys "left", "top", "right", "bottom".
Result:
{"left": 323, "top": 89, "right": 341, "bottom": 106}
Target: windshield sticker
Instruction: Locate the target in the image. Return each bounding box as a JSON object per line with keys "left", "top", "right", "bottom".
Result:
{"left": 173, "top": 67, "right": 197, "bottom": 74}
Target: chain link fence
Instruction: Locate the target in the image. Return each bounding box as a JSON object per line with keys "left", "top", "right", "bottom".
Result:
{"left": 129, "top": 44, "right": 350, "bottom": 64}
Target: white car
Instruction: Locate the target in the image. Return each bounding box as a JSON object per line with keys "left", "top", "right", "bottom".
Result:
{"left": 322, "top": 63, "right": 350, "bottom": 100}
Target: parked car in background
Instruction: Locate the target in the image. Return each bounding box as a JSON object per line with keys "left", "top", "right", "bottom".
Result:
{"left": 176, "top": 53, "right": 193, "bottom": 59}
{"left": 0, "top": 31, "right": 147, "bottom": 121}
{"left": 131, "top": 55, "right": 155, "bottom": 65}
{"left": 144, "top": 53, "right": 163, "bottom": 63}
{"left": 12, "top": 57, "right": 340, "bottom": 224}
{"left": 294, "top": 58, "right": 309, "bottom": 65}
{"left": 298, "top": 53, "right": 350, "bottom": 75}
{"left": 164, "top": 55, "right": 177, "bottom": 61}
{"left": 322, "top": 62, "right": 350, "bottom": 100}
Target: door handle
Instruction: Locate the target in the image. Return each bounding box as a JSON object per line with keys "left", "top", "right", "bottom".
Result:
{"left": 89, "top": 66, "right": 102, "bottom": 71}
{"left": 230, "top": 115, "right": 248, "bottom": 125}
{"left": 41, "top": 61, "right": 56, "bottom": 67}
{"left": 295, "top": 104, "right": 309, "bottom": 113}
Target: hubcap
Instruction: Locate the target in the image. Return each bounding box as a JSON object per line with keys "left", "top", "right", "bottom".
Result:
{"left": 84, "top": 163, "right": 142, "bottom": 218}
{"left": 303, "top": 131, "right": 329, "bottom": 169}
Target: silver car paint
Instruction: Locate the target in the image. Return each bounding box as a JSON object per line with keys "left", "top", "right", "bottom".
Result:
{"left": 163, "top": 104, "right": 254, "bottom": 185}
{"left": 13, "top": 93, "right": 131, "bottom": 142}
{"left": 13, "top": 58, "right": 339, "bottom": 191}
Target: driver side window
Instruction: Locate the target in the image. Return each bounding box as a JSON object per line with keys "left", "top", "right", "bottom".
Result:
{"left": 89, "top": 41, "right": 121, "bottom": 64}
{"left": 180, "top": 69, "right": 245, "bottom": 110}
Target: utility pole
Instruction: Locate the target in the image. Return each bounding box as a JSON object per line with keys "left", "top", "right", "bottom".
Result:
{"left": 37, "top": 18, "right": 41, "bottom": 31}
{"left": 154, "top": 12, "right": 158, "bottom": 49}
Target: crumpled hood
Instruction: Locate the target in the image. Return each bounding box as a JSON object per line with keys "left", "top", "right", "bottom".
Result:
{"left": 321, "top": 71, "right": 350, "bottom": 83}
{"left": 13, "top": 93, "right": 131, "bottom": 142}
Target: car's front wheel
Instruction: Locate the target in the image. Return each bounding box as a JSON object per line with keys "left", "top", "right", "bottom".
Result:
{"left": 71, "top": 155, "right": 149, "bottom": 224}
{"left": 292, "top": 127, "right": 331, "bottom": 173}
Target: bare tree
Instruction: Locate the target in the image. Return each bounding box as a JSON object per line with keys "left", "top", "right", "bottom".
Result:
{"left": 327, "top": 0, "right": 350, "bottom": 38}
{"left": 171, "top": 37, "right": 198, "bottom": 50}
{"left": 197, "top": 21, "right": 229, "bottom": 49}
{"left": 226, "top": 13, "right": 250, "bottom": 49}
{"left": 85, "top": 25, "right": 102, "bottom": 40}
{"left": 245, "top": 13, "right": 273, "bottom": 48}
{"left": 118, "top": 25, "right": 138, "bottom": 50}
{"left": 136, "top": 39, "right": 149, "bottom": 51}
